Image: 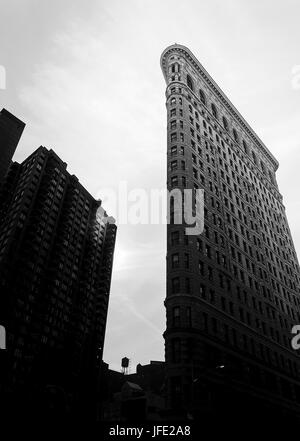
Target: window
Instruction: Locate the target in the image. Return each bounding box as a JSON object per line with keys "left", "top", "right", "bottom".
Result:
{"left": 171, "top": 231, "right": 180, "bottom": 246}
{"left": 197, "top": 238, "right": 203, "bottom": 251}
{"left": 199, "top": 89, "right": 206, "bottom": 104}
{"left": 242, "top": 139, "right": 248, "bottom": 154}
{"left": 184, "top": 253, "right": 189, "bottom": 268}
{"left": 170, "top": 160, "right": 177, "bottom": 171}
{"left": 171, "top": 253, "right": 179, "bottom": 268}
{"left": 204, "top": 225, "right": 210, "bottom": 238}
{"left": 222, "top": 116, "right": 228, "bottom": 131}
{"left": 171, "top": 63, "right": 177, "bottom": 73}
{"left": 211, "top": 317, "right": 218, "bottom": 333}
{"left": 252, "top": 151, "right": 258, "bottom": 165}
{"left": 186, "top": 307, "right": 192, "bottom": 327}
{"left": 205, "top": 245, "right": 211, "bottom": 258}
{"left": 172, "top": 306, "right": 180, "bottom": 327}
{"left": 221, "top": 297, "right": 226, "bottom": 311}
{"left": 211, "top": 103, "right": 218, "bottom": 119}
{"left": 233, "top": 128, "right": 239, "bottom": 143}
{"left": 170, "top": 97, "right": 176, "bottom": 106}
{"left": 187, "top": 74, "right": 194, "bottom": 91}
{"left": 171, "top": 176, "right": 178, "bottom": 187}
{"left": 172, "top": 277, "right": 180, "bottom": 293}
{"left": 172, "top": 339, "right": 181, "bottom": 363}
{"left": 185, "top": 278, "right": 191, "bottom": 293}
{"left": 199, "top": 260, "right": 204, "bottom": 275}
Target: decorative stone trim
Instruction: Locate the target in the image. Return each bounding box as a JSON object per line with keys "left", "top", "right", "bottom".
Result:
{"left": 161, "top": 44, "right": 279, "bottom": 171}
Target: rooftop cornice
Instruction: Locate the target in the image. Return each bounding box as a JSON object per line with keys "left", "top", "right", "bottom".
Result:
{"left": 160, "top": 44, "right": 279, "bottom": 171}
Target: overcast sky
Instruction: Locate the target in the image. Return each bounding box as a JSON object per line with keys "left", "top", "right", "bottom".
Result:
{"left": 1, "top": 0, "right": 300, "bottom": 373}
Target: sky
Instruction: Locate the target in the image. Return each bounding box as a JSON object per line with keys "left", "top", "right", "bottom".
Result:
{"left": 1, "top": 0, "right": 300, "bottom": 373}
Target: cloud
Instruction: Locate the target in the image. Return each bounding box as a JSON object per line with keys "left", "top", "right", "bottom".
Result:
{"left": 2, "top": 0, "right": 300, "bottom": 371}
{"left": 13, "top": 10, "right": 167, "bottom": 369}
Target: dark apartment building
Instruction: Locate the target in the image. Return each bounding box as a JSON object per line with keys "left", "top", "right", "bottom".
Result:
{"left": 0, "top": 146, "right": 116, "bottom": 418}
{"left": 0, "top": 108, "right": 25, "bottom": 183}
{"left": 161, "top": 44, "right": 300, "bottom": 424}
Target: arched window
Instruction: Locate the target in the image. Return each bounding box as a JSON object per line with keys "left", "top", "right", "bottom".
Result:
{"left": 187, "top": 75, "right": 194, "bottom": 91}
{"left": 222, "top": 116, "right": 228, "bottom": 131}
{"left": 199, "top": 89, "right": 206, "bottom": 104}
{"left": 233, "top": 128, "right": 239, "bottom": 143}
{"left": 211, "top": 103, "right": 218, "bottom": 119}
{"left": 260, "top": 161, "right": 266, "bottom": 172}
{"left": 242, "top": 140, "right": 248, "bottom": 154}
{"left": 170, "top": 63, "right": 179, "bottom": 74}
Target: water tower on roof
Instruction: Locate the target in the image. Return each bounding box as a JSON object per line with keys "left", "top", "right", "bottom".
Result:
{"left": 121, "top": 357, "right": 129, "bottom": 375}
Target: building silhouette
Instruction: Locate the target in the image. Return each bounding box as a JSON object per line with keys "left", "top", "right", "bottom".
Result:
{"left": 0, "top": 145, "right": 116, "bottom": 419}
{"left": 100, "top": 360, "right": 165, "bottom": 421}
{"left": 0, "top": 108, "right": 25, "bottom": 183}
{"left": 161, "top": 44, "right": 300, "bottom": 423}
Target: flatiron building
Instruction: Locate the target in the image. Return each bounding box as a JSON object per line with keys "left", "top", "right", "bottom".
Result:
{"left": 161, "top": 44, "right": 300, "bottom": 422}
